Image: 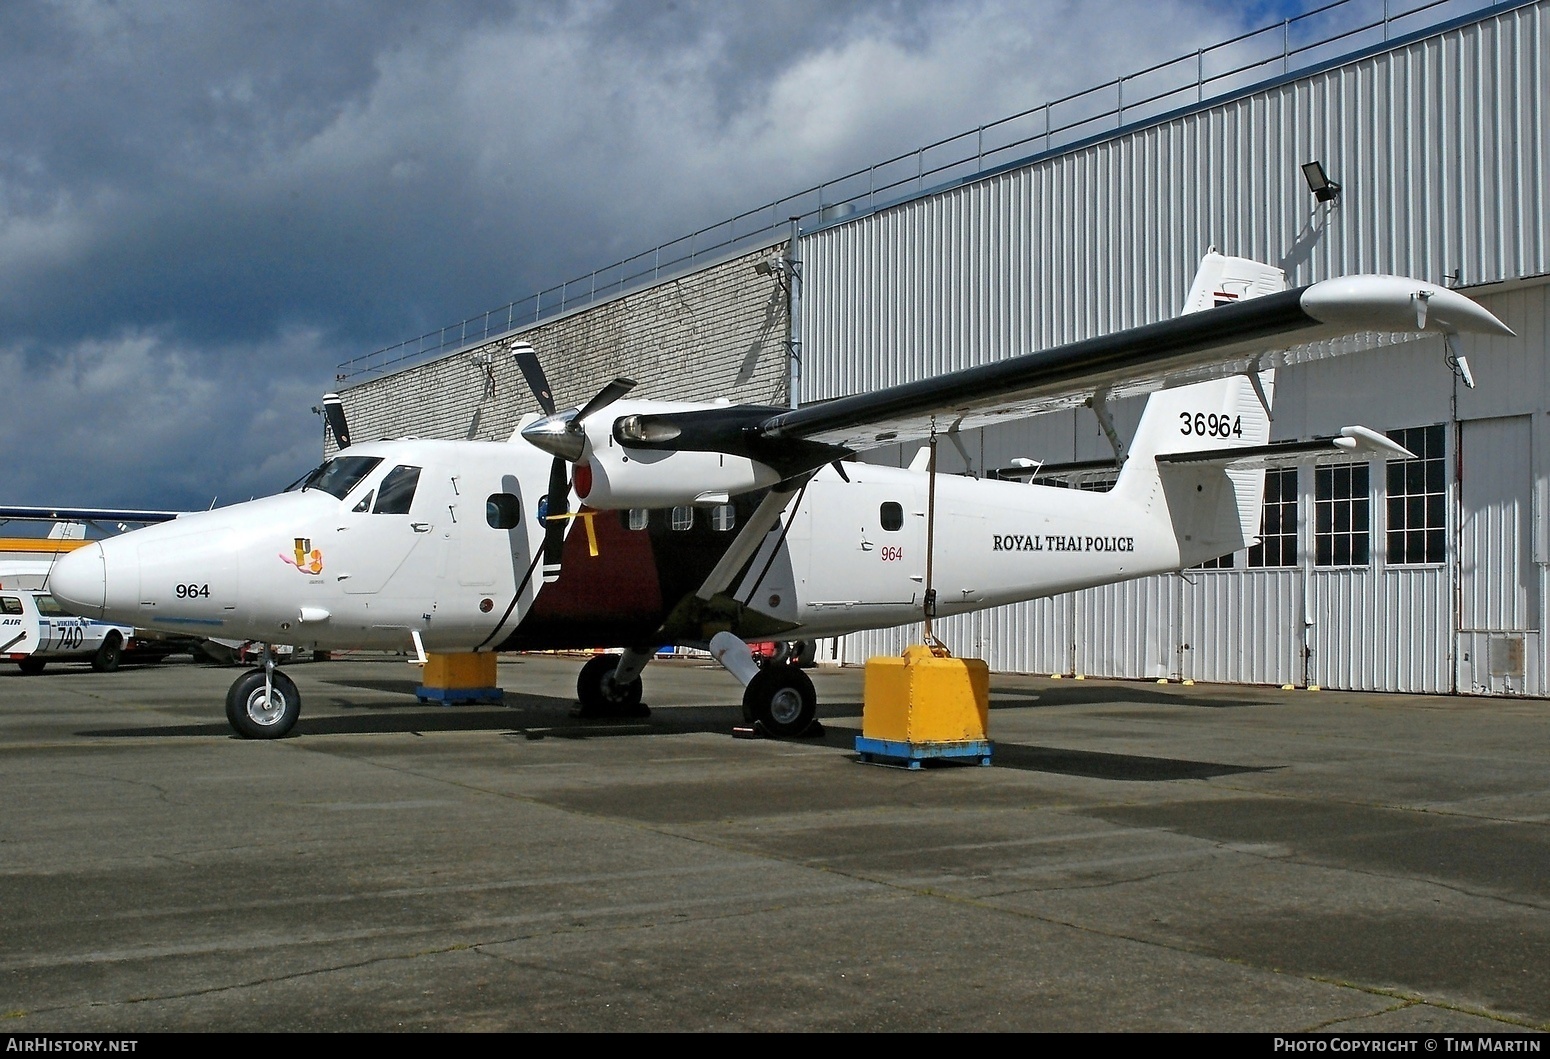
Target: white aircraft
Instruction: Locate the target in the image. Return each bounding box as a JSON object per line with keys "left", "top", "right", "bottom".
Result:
{"left": 46, "top": 253, "right": 1512, "bottom": 740}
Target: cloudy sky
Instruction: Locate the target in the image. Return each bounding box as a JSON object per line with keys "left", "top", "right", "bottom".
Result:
{"left": 1, "top": 0, "right": 1323, "bottom": 513}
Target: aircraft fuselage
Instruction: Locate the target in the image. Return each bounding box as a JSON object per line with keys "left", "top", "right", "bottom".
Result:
{"left": 50, "top": 437, "right": 1182, "bottom": 653}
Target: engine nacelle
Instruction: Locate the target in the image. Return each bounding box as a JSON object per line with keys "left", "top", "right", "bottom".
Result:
{"left": 576, "top": 442, "right": 781, "bottom": 509}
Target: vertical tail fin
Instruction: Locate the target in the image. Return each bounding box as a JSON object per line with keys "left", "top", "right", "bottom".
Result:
{"left": 1115, "top": 371, "right": 1276, "bottom": 566}
{"left": 1113, "top": 252, "right": 1287, "bottom": 566}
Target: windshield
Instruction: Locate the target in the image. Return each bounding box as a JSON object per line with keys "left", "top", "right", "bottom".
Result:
{"left": 287, "top": 456, "right": 383, "bottom": 500}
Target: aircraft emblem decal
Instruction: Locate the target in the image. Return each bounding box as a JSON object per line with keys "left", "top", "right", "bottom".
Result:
{"left": 280, "top": 537, "right": 323, "bottom": 575}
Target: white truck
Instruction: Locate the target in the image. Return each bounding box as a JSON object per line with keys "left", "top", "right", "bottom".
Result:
{"left": 1, "top": 589, "right": 178, "bottom": 674}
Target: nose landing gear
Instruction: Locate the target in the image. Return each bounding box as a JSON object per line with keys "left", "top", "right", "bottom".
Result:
{"left": 225, "top": 647, "right": 299, "bottom": 739}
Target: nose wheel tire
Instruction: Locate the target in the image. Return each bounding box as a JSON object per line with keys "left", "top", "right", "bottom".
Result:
{"left": 225, "top": 668, "right": 301, "bottom": 739}
{"left": 575, "top": 654, "right": 648, "bottom": 718}
{"left": 742, "top": 666, "right": 817, "bottom": 737}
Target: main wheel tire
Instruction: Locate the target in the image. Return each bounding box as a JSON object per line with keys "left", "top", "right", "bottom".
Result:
{"left": 225, "top": 668, "right": 301, "bottom": 739}
{"left": 575, "top": 654, "right": 646, "bottom": 718}
{"left": 17, "top": 658, "right": 45, "bottom": 675}
{"left": 90, "top": 632, "right": 123, "bottom": 673}
{"left": 742, "top": 665, "right": 817, "bottom": 737}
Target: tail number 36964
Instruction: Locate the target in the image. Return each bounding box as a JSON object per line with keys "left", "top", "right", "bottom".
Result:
{"left": 1180, "top": 412, "right": 1242, "bottom": 439}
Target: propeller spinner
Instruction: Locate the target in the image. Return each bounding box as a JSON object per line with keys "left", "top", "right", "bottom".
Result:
{"left": 511, "top": 341, "right": 636, "bottom": 582}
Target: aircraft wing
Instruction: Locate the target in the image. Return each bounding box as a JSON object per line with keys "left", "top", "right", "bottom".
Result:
{"left": 0, "top": 506, "right": 183, "bottom": 524}
{"left": 618, "top": 275, "right": 1510, "bottom": 472}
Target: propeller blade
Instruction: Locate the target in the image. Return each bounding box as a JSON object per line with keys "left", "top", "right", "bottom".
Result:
{"left": 542, "top": 457, "right": 569, "bottom": 582}
{"left": 575, "top": 377, "right": 637, "bottom": 424}
{"left": 322, "top": 394, "right": 352, "bottom": 450}
{"left": 511, "top": 341, "right": 556, "bottom": 417}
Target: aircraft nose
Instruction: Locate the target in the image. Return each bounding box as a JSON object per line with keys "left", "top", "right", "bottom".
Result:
{"left": 51, "top": 542, "right": 107, "bottom": 617}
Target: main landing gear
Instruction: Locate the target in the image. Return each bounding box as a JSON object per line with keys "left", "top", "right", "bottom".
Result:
{"left": 711, "top": 632, "right": 820, "bottom": 738}
{"left": 572, "top": 636, "right": 821, "bottom": 736}
{"left": 225, "top": 646, "right": 299, "bottom": 739}
{"left": 574, "top": 648, "right": 651, "bottom": 718}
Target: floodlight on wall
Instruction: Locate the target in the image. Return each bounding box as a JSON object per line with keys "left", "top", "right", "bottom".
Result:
{"left": 1301, "top": 160, "right": 1341, "bottom": 203}
{"left": 755, "top": 255, "right": 793, "bottom": 278}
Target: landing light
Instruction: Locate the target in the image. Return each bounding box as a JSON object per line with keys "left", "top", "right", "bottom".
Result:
{"left": 616, "top": 415, "right": 681, "bottom": 444}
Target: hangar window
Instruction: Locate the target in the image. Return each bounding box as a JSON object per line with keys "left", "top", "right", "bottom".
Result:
{"left": 486, "top": 493, "right": 521, "bottom": 529}
{"left": 373, "top": 465, "right": 422, "bottom": 514}
{"left": 670, "top": 506, "right": 694, "bottom": 531}
{"left": 1315, "top": 463, "right": 1370, "bottom": 566}
{"left": 880, "top": 502, "right": 904, "bottom": 531}
{"left": 1194, "top": 552, "right": 1234, "bottom": 569}
{"left": 1385, "top": 425, "right": 1446, "bottom": 564}
{"left": 1249, "top": 468, "right": 1298, "bottom": 567}
{"left": 626, "top": 509, "right": 649, "bottom": 531}
{"left": 711, "top": 504, "right": 736, "bottom": 532}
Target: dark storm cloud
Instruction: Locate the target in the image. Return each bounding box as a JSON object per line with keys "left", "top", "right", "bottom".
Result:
{"left": 1, "top": 0, "right": 1295, "bottom": 510}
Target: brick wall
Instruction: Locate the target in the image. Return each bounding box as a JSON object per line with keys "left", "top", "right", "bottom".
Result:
{"left": 334, "top": 240, "right": 791, "bottom": 450}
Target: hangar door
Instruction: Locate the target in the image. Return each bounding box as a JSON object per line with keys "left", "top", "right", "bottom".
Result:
{"left": 1456, "top": 416, "right": 1538, "bottom": 694}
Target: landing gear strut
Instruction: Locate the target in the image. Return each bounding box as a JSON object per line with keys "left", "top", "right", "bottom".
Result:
{"left": 225, "top": 646, "right": 299, "bottom": 739}
{"left": 575, "top": 649, "right": 651, "bottom": 718}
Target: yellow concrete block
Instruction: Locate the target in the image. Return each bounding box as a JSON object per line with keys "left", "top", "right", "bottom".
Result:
{"left": 422, "top": 652, "right": 499, "bottom": 689}
{"left": 863, "top": 645, "right": 989, "bottom": 744}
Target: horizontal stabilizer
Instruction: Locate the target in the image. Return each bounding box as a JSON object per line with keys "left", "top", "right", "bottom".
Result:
{"left": 1155, "top": 426, "right": 1414, "bottom": 471}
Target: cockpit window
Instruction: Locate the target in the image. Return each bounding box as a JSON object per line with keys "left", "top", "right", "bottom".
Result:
{"left": 290, "top": 456, "right": 383, "bottom": 499}
{"left": 373, "top": 465, "right": 422, "bottom": 514}
{"left": 1, "top": 597, "right": 21, "bottom": 615}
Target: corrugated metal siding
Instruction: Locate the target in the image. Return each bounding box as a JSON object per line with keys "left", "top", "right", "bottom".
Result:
{"left": 1249, "top": 565, "right": 1453, "bottom": 692}
{"left": 1181, "top": 568, "right": 1304, "bottom": 686}
{"left": 1074, "top": 577, "right": 1180, "bottom": 679}
{"left": 807, "top": 5, "right": 1550, "bottom": 695}
{"left": 1459, "top": 415, "right": 1535, "bottom": 631}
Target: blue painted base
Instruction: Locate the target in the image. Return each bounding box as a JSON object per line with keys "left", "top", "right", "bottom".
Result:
{"left": 855, "top": 736, "right": 993, "bottom": 770}
{"left": 415, "top": 685, "right": 504, "bottom": 705}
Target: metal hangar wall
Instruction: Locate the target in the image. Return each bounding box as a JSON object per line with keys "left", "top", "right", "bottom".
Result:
{"left": 799, "top": 0, "right": 1548, "bottom": 695}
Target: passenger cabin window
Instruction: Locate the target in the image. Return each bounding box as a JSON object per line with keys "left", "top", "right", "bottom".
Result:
{"left": 711, "top": 504, "right": 736, "bottom": 532}
{"left": 486, "top": 493, "right": 521, "bottom": 529}
{"left": 627, "top": 509, "right": 649, "bottom": 531}
{"left": 670, "top": 506, "right": 694, "bottom": 531}
{"left": 373, "top": 465, "right": 422, "bottom": 514}
{"left": 880, "top": 502, "right": 904, "bottom": 531}
{"left": 1, "top": 597, "right": 21, "bottom": 615}
{"left": 293, "top": 455, "right": 383, "bottom": 499}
